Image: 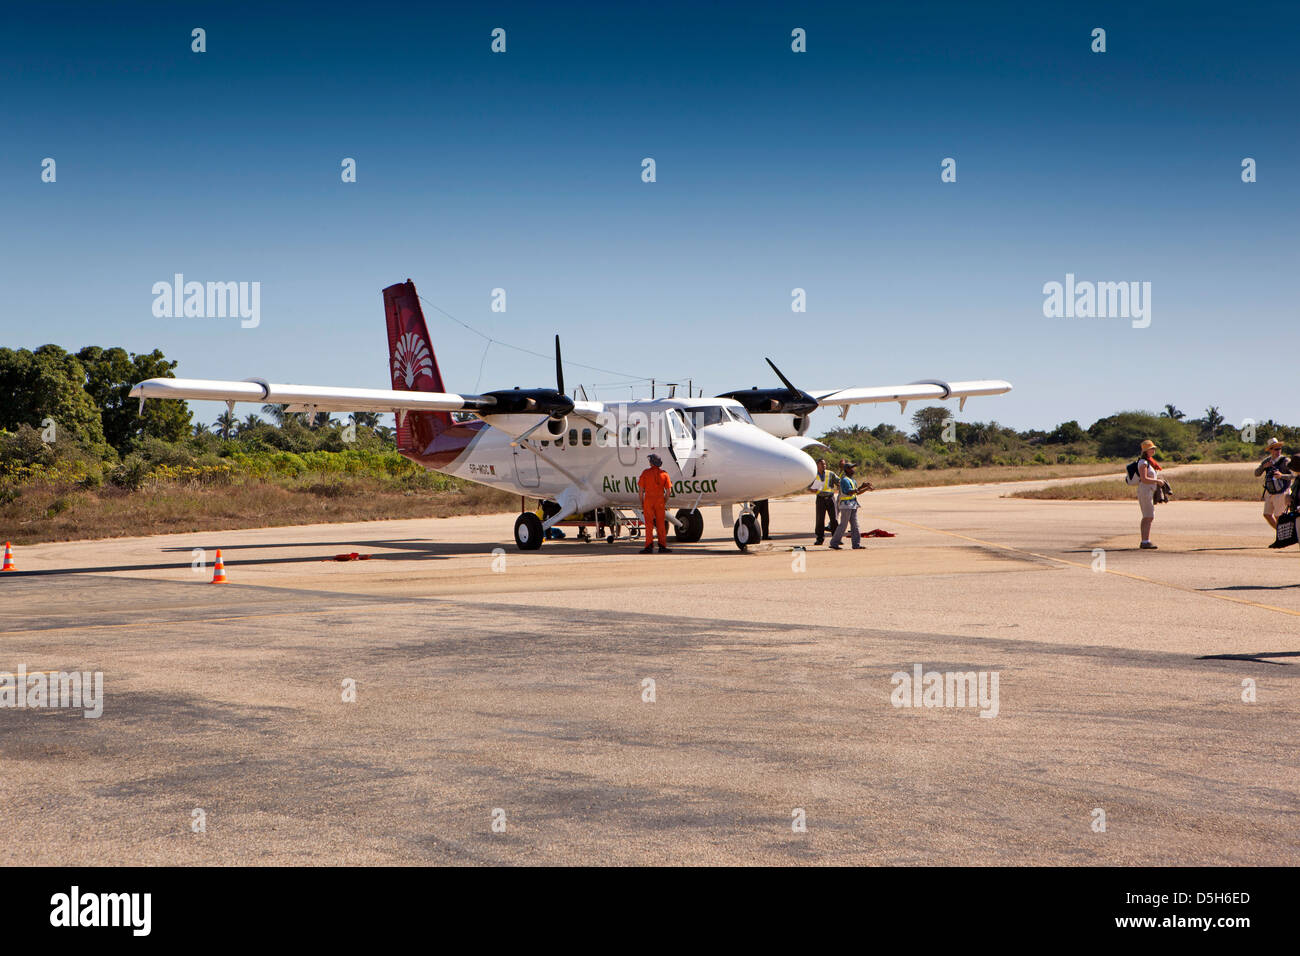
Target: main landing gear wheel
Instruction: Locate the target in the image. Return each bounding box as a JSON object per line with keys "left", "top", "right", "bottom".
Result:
{"left": 514, "top": 513, "right": 543, "bottom": 551}
{"left": 674, "top": 508, "right": 704, "bottom": 543}
{"left": 733, "top": 513, "right": 760, "bottom": 551}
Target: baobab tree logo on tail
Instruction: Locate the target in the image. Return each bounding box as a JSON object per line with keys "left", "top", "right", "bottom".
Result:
{"left": 393, "top": 331, "right": 434, "bottom": 389}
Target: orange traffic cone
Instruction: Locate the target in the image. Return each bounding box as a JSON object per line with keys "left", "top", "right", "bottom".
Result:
{"left": 211, "top": 549, "right": 227, "bottom": 583}
{"left": 1, "top": 542, "right": 15, "bottom": 571}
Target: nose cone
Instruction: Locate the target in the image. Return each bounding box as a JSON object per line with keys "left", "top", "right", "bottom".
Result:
{"left": 775, "top": 440, "right": 819, "bottom": 494}
{"left": 707, "top": 427, "right": 818, "bottom": 498}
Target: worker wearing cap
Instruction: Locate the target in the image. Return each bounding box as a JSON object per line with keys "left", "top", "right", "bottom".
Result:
{"left": 638, "top": 453, "right": 673, "bottom": 553}
{"left": 828, "top": 461, "right": 872, "bottom": 550}
{"left": 1254, "top": 438, "right": 1293, "bottom": 531}
{"left": 1136, "top": 439, "right": 1165, "bottom": 549}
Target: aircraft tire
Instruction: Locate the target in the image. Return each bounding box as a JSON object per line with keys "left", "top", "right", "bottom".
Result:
{"left": 514, "top": 513, "right": 544, "bottom": 551}
{"left": 733, "top": 513, "right": 759, "bottom": 551}
{"left": 674, "top": 508, "right": 704, "bottom": 543}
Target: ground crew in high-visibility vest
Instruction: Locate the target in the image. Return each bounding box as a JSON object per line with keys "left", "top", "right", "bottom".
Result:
{"left": 811, "top": 458, "right": 839, "bottom": 545}
{"left": 638, "top": 453, "right": 673, "bottom": 553}
{"left": 828, "top": 461, "right": 873, "bottom": 550}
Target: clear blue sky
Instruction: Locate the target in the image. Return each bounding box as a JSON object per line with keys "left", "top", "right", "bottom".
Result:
{"left": 1, "top": 1, "right": 1295, "bottom": 432}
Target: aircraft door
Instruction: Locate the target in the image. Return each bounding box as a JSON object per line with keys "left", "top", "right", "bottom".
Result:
{"left": 513, "top": 443, "right": 540, "bottom": 488}
{"left": 663, "top": 409, "right": 697, "bottom": 477}
{"left": 617, "top": 413, "right": 642, "bottom": 468}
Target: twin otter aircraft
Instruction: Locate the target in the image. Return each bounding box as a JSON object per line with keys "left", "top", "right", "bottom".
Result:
{"left": 131, "top": 280, "right": 1012, "bottom": 551}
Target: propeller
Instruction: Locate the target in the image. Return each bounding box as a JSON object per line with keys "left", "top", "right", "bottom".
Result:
{"left": 765, "top": 358, "right": 799, "bottom": 393}
{"left": 717, "top": 358, "right": 820, "bottom": 417}
{"left": 481, "top": 334, "right": 575, "bottom": 419}
{"left": 555, "top": 335, "right": 564, "bottom": 398}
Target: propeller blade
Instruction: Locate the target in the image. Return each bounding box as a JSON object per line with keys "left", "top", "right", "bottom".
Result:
{"left": 555, "top": 335, "right": 565, "bottom": 397}
{"left": 765, "top": 357, "right": 799, "bottom": 393}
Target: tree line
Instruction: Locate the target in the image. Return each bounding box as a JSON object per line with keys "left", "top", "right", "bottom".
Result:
{"left": 2, "top": 343, "right": 1290, "bottom": 476}
{"left": 0, "top": 345, "right": 392, "bottom": 471}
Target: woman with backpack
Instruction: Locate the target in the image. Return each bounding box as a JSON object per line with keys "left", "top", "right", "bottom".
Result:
{"left": 1135, "top": 439, "right": 1166, "bottom": 550}
{"left": 1253, "top": 438, "right": 1292, "bottom": 531}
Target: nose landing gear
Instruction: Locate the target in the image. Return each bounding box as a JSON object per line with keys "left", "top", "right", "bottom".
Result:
{"left": 733, "top": 512, "right": 760, "bottom": 551}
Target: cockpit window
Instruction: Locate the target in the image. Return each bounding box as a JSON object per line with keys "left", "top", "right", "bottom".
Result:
{"left": 688, "top": 406, "right": 729, "bottom": 428}
{"left": 725, "top": 406, "right": 753, "bottom": 424}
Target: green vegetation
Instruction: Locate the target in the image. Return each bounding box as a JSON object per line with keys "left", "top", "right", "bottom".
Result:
{"left": 0, "top": 342, "right": 1293, "bottom": 542}
{"left": 0, "top": 344, "right": 516, "bottom": 543}
{"left": 818, "top": 406, "right": 1293, "bottom": 478}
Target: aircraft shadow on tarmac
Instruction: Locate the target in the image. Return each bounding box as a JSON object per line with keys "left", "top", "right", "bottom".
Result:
{"left": 158, "top": 539, "right": 433, "bottom": 553}
{"left": 1063, "top": 546, "right": 1270, "bottom": 554}
{"left": 1, "top": 536, "right": 741, "bottom": 578}
{"left": 1196, "top": 651, "right": 1298, "bottom": 665}
{"left": 1199, "top": 583, "right": 1300, "bottom": 592}
{"left": 1, "top": 540, "right": 478, "bottom": 577}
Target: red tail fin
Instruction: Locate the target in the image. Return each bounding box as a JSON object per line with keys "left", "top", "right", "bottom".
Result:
{"left": 383, "top": 280, "right": 452, "bottom": 452}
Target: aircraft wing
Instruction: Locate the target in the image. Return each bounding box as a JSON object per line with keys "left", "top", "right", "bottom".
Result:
{"left": 810, "top": 380, "right": 1012, "bottom": 414}
{"left": 129, "top": 377, "right": 499, "bottom": 414}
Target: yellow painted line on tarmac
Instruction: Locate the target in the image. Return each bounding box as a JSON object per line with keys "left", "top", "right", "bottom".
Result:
{"left": 865, "top": 513, "right": 1300, "bottom": 620}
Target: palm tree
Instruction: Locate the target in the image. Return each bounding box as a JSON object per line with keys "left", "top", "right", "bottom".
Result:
{"left": 1161, "top": 404, "right": 1185, "bottom": 420}
{"left": 262, "top": 403, "right": 290, "bottom": 426}
{"left": 192, "top": 422, "right": 210, "bottom": 437}
{"left": 214, "top": 411, "right": 237, "bottom": 439}
{"left": 241, "top": 413, "right": 263, "bottom": 432}
{"left": 1202, "top": 405, "right": 1224, "bottom": 439}
{"left": 349, "top": 411, "right": 381, "bottom": 429}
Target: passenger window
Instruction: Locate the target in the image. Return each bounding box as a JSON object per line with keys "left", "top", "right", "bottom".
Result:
{"left": 569, "top": 429, "right": 578, "bottom": 446}
{"left": 581, "top": 428, "right": 592, "bottom": 446}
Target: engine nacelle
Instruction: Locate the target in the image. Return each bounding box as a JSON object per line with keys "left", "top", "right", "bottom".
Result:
{"left": 783, "top": 435, "right": 831, "bottom": 457}
{"left": 749, "top": 412, "right": 809, "bottom": 439}
{"left": 545, "top": 416, "right": 568, "bottom": 437}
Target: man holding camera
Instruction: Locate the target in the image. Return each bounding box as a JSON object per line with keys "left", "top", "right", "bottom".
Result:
{"left": 1254, "top": 438, "right": 1293, "bottom": 531}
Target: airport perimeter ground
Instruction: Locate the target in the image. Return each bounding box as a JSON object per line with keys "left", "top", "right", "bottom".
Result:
{"left": 2, "top": 464, "right": 1297, "bottom": 865}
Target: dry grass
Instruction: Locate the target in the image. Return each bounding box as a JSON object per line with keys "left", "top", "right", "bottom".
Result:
{"left": 3, "top": 462, "right": 1269, "bottom": 546}
{"left": 869, "top": 462, "right": 1123, "bottom": 489}
{"left": 1008, "top": 468, "right": 1266, "bottom": 501}
{"left": 1, "top": 478, "right": 516, "bottom": 545}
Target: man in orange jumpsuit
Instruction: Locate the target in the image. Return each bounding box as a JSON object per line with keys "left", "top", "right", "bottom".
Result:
{"left": 638, "top": 453, "right": 673, "bottom": 553}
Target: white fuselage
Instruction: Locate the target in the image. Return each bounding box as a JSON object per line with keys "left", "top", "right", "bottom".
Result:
{"left": 435, "top": 397, "right": 818, "bottom": 510}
